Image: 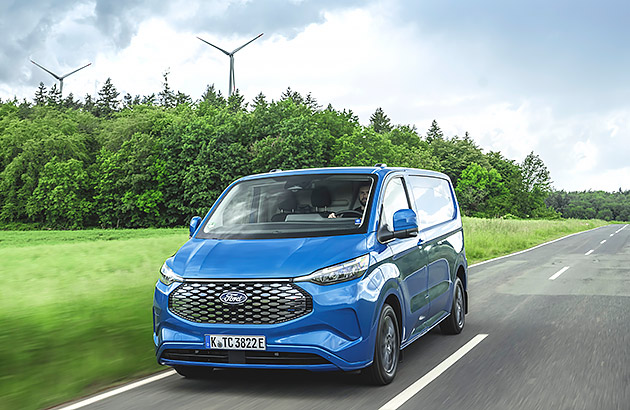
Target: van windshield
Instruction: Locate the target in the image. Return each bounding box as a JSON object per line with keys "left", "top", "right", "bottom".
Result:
{"left": 197, "top": 174, "right": 377, "bottom": 239}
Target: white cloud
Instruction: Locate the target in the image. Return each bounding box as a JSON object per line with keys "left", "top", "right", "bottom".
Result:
{"left": 424, "top": 100, "right": 630, "bottom": 192}
{"left": 571, "top": 140, "right": 599, "bottom": 173}
{"left": 565, "top": 167, "right": 630, "bottom": 193}
{"left": 1, "top": 0, "right": 630, "bottom": 192}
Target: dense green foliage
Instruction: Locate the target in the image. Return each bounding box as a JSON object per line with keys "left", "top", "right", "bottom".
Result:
{"left": 3, "top": 78, "right": 611, "bottom": 228}
{"left": 546, "top": 190, "right": 630, "bottom": 221}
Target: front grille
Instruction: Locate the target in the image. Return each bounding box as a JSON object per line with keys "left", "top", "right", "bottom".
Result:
{"left": 162, "top": 349, "right": 330, "bottom": 365}
{"left": 169, "top": 281, "right": 312, "bottom": 324}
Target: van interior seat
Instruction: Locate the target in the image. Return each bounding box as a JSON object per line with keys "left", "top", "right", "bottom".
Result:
{"left": 311, "top": 186, "right": 331, "bottom": 209}
{"left": 311, "top": 186, "right": 334, "bottom": 218}
{"left": 271, "top": 191, "right": 297, "bottom": 222}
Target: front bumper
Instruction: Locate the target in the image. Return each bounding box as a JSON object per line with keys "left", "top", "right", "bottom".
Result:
{"left": 153, "top": 278, "right": 380, "bottom": 371}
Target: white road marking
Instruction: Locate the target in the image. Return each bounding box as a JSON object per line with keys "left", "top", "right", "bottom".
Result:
{"left": 55, "top": 370, "right": 177, "bottom": 410}
{"left": 549, "top": 266, "right": 570, "bottom": 281}
{"left": 615, "top": 224, "right": 628, "bottom": 234}
{"left": 600, "top": 240, "right": 607, "bottom": 244}
{"left": 610, "top": 233, "right": 614, "bottom": 237}
{"left": 585, "top": 249, "right": 594, "bottom": 256}
{"left": 379, "top": 334, "right": 488, "bottom": 410}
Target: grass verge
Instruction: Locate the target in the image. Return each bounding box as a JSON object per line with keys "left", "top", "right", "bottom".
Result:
{"left": 1, "top": 229, "right": 187, "bottom": 410}
{"left": 1, "top": 219, "right": 611, "bottom": 409}
{"left": 462, "top": 217, "right": 609, "bottom": 265}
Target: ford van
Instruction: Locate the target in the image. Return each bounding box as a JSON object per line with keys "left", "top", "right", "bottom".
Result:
{"left": 153, "top": 165, "right": 468, "bottom": 384}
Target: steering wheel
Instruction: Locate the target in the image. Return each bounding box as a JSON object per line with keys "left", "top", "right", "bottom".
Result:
{"left": 335, "top": 210, "right": 362, "bottom": 218}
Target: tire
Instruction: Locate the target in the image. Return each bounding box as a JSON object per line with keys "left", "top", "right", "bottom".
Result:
{"left": 440, "top": 277, "right": 465, "bottom": 335}
{"left": 364, "top": 304, "right": 400, "bottom": 385}
{"left": 173, "top": 365, "right": 212, "bottom": 379}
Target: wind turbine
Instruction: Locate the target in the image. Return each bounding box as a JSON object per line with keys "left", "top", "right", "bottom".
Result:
{"left": 30, "top": 59, "right": 92, "bottom": 97}
{"left": 197, "top": 33, "right": 263, "bottom": 96}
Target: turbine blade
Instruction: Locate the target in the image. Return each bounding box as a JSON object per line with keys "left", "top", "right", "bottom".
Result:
{"left": 231, "top": 33, "right": 263, "bottom": 54}
{"left": 60, "top": 62, "right": 92, "bottom": 79}
{"left": 30, "top": 60, "right": 61, "bottom": 80}
{"left": 197, "top": 36, "right": 231, "bottom": 56}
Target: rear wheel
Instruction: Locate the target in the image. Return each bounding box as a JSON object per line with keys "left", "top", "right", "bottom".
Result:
{"left": 440, "top": 277, "right": 465, "bottom": 335}
{"left": 173, "top": 365, "right": 213, "bottom": 379}
{"left": 364, "top": 303, "right": 400, "bottom": 385}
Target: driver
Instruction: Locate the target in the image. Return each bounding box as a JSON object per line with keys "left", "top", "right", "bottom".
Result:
{"left": 354, "top": 183, "right": 370, "bottom": 212}
{"left": 328, "top": 183, "right": 370, "bottom": 219}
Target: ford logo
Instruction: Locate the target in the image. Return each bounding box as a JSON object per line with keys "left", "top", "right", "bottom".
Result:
{"left": 219, "top": 291, "right": 248, "bottom": 305}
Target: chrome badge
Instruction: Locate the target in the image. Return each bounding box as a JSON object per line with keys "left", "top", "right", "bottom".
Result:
{"left": 219, "top": 290, "right": 248, "bottom": 305}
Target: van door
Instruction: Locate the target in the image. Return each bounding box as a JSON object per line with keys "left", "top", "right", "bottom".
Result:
{"left": 407, "top": 176, "right": 458, "bottom": 323}
{"left": 379, "top": 176, "right": 429, "bottom": 340}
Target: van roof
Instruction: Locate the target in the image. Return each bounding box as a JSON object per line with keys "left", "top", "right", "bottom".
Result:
{"left": 238, "top": 166, "right": 450, "bottom": 182}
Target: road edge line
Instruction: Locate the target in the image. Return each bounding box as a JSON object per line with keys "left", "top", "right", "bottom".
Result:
{"left": 469, "top": 225, "right": 608, "bottom": 268}
{"left": 53, "top": 369, "right": 177, "bottom": 410}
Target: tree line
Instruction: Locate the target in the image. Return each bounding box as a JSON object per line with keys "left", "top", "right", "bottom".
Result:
{"left": 546, "top": 190, "right": 630, "bottom": 221}
{"left": 0, "top": 76, "right": 620, "bottom": 229}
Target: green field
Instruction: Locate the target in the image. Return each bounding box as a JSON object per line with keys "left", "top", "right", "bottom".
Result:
{"left": 1, "top": 219, "right": 610, "bottom": 409}
{"left": 462, "top": 217, "right": 608, "bottom": 265}
{"left": 1, "top": 229, "right": 188, "bottom": 410}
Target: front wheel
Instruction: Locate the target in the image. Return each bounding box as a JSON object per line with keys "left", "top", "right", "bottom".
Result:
{"left": 364, "top": 304, "right": 400, "bottom": 385}
{"left": 440, "top": 277, "right": 465, "bottom": 335}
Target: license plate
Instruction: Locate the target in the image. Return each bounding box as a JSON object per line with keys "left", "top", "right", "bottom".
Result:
{"left": 205, "top": 334, "right": 266, "bottom": 350}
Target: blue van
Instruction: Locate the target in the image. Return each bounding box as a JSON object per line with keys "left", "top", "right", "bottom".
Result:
{"left": 153, "top": 165, "right": 468, "bottom": 384}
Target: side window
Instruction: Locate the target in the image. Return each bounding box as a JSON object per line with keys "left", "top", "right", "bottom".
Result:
{"left": 380, "top": 177, "right": 411, "bottom": 230}
{"left": 408, "top": 176, "right": 455, "bottom": 230}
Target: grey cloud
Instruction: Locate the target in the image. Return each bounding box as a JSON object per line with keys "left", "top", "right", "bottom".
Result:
{"left": 0, "top": 0, "right": 366, "bottom": 90}
{"left": 391, "top": 0, "right": 630, "bottom": 116}
{"left": 182, "top": 0, "right": 365, "bottom": 38}
{"left": 91, "top": 0, "right": 168, "bottom": 48}
{"left": 0, "top": 1, "right": 68, "bottom": 85}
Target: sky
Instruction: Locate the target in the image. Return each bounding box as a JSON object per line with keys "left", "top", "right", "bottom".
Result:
{"left": 1, "top": 0, "right": 629, "bottom": 192}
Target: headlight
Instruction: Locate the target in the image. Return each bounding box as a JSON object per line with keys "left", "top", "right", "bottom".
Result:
{"left": 159, "top": 262, "right": 183, "bottom": 285}
{"left": 295, "top": 254, "right": 370, "bottom": 285}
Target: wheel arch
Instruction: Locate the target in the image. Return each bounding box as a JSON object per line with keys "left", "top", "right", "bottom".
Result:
{"left": 384, "top": 293, "right": 403, "bottom": 341}
{"left": 456, "top": 264, "right": 468, "bottom": 314}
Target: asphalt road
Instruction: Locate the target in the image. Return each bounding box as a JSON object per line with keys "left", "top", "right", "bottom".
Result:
{"left": 53, "top": 224, "right": 630, "bottom": 410}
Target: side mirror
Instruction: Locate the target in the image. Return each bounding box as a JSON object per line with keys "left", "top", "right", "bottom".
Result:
{"left": 377, "top": 209, "right": 419, "bottom": 242}
{"left": 189, "top": 216, "right": 202, "bottom": 238}
{"left": 392, "top": 209, "right": 418, "bottom": 239}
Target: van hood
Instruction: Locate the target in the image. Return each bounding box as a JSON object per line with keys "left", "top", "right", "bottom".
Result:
{"left": 171, "top": 235, "right": 368, "bottom": 279}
